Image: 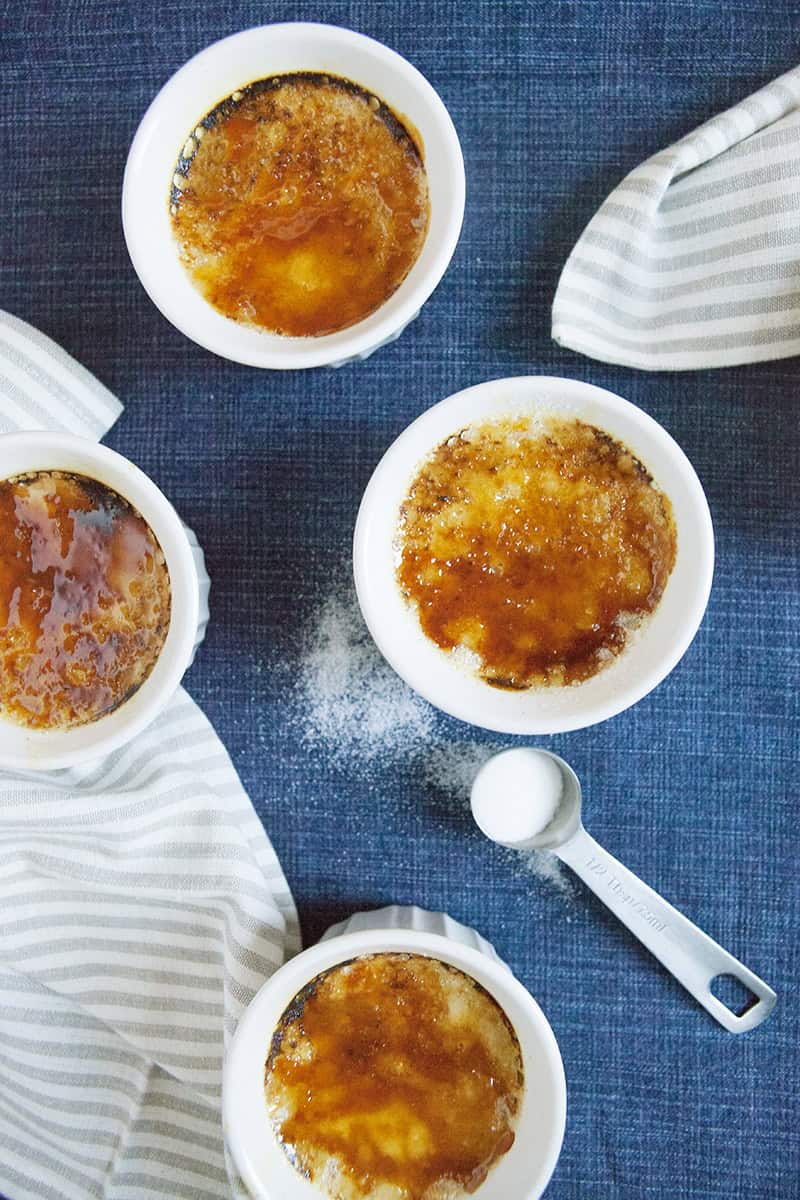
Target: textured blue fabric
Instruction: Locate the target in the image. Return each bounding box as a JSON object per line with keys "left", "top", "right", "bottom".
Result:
{"left": 2, "top": 2, "right": 799, "bottom": 1197}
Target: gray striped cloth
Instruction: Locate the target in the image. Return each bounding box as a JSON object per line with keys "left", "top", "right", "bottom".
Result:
{"left": 552, "top": 65, "right": 800, "bottom": 370}
{"left": 0, "top": 311, "right": 299, "bottom": 1200}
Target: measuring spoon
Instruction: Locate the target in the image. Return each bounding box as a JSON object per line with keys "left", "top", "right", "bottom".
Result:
{"left": 470, "top": 748, "right": 776, "bottom": 1033}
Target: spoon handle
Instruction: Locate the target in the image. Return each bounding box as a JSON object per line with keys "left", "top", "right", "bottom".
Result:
{"left": 555, "top": 827, "right": 776, "bottom": 1033}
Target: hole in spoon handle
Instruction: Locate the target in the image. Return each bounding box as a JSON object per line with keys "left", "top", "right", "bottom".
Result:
{"left": 702, "top": 967, "right": 777, "bottom": 1034}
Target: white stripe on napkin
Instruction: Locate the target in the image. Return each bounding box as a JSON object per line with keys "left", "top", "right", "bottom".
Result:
{"left": 552, "top": 65, "right": 800, "bottom": 370}
{"left": 0, "top": 311, "right": 299, "bottom": 1200}
{"left": 0, "top": 312, "right": 122, "bottom": 437}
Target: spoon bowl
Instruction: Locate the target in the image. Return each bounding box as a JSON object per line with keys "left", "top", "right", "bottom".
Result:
{"left": 470, "top": 748, "right": 582, "bottom": 850}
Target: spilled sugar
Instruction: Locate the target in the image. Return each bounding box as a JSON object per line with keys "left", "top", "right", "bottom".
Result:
{"left": 293, "top": 582, "right": 571, "bottom": 901}
{"left": 295, "top": 590, "right": 436, "bottom": 759}
{"left": 419, "top": 741, "right": 497, "bottom": 798}
{"left": 508, "top": 847, "right": 573, "bottom": 897}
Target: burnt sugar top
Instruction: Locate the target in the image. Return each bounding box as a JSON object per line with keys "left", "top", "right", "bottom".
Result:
{"left": 264, "top": 952, "right": 524, "bottom": 1200}
{"left": 396, "top": 415, "right": 677, "bottom": 690}
{"left": 171, "top": 73, "right": 430, "bottom": 338}
{"left": 0, "top": 471, "right": 171, "bottom": 730}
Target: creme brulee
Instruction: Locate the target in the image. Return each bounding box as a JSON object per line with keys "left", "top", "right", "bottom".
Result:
{"left": 265, "top": 953, "right": 524, "bottom": 1200}
{"left": 396, "top": 415, "right": 677, "bottom": 689}
{"left": 0, "top": 472, "right": 171, "bottom": 729}
{"left": 170, "top": 73, "right": 430, "bottom": 337}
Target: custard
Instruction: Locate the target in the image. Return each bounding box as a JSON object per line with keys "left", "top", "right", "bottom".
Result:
{"left": 396, "top": 415, "right": 677, "bottom": 689}
{"left": 265, "top": 953, "right": 524, "bottom": 1200}
{"left": 170, "top": 73, "right": 430, "bottom": 337}
{"left": 0, "top": 471, "right": 170, "bottom": 729}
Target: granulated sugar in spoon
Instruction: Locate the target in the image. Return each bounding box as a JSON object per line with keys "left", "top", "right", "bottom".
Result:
{"left": 471, "top": 748, "right": 776, "bottom": 1033}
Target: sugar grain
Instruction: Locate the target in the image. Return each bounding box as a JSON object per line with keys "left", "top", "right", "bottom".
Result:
{"left": 295, "top": 589, "right": 435, "bottom": 762}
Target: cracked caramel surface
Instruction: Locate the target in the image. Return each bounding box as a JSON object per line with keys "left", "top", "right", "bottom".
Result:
{"left": 265, "top": 953, "right": 523, "bottom": 1200}
{"left": 0, "top": 472, "right": 170, "bottom": 729}
{"left": 171, "top": 73, "right": 430, "bottom": 337}
{"left": 396, "top": 415, "right": 677, "bottom": 688}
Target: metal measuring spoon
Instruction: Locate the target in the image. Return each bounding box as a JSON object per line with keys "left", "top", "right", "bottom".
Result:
{"left": 470, "top": 748, "right": 776, "bottom": 1033}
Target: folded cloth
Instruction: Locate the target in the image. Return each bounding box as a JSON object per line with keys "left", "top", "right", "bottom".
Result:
{"left": 0, "top": 311, "right": 299, "bottom": 1200}
{"left": 552, "top": 65, "right": 800, "bottom": 370}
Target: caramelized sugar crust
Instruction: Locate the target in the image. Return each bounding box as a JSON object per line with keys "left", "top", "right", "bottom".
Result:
{"left": 265, "top": 953, "right": 524, "bottom": 1200}
{"left": 397, "top": 416, "right": 677, "bottom": 689}
{"left": 0, "top": 472, "right": 171, "bottom": 729}
{"left": 171, "top": 73, "right": 430, "bottom": 337}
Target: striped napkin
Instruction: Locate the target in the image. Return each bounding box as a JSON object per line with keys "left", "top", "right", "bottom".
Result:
{"left": 0, "top": 311, "right": 299, "bottom": 1200}
{"left": 552, "top": 65, "right": 800, "bottom": 370}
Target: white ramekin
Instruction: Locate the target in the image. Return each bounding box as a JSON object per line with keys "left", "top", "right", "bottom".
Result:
{"left": 122, "top": 23, "right": 465, "bottom": 369}
{"left": 0, "top": 432, "right": 209, "bottom": 770}
{"left": 353, "top": 376, "right": 714, "bottom": 735}
{"left": 224, "top": 905, "right": 566, "bottom": 1200}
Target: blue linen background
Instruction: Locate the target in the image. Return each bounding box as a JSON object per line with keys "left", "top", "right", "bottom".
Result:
{"left": 2, "top": 1, "right": 798, "bottom": 1197}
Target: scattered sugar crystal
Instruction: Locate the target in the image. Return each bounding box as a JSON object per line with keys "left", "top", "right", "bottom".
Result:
{"left": 419, "top": 742, "right": 511, "bottom": 806}
{"left": 294, "top": 587, "right": 435, "bottom": 764}
{"left": 505, "top": 846, "right": 573, "bottom": 897}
